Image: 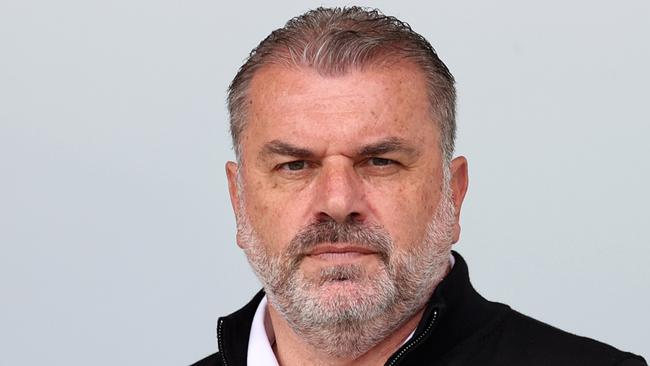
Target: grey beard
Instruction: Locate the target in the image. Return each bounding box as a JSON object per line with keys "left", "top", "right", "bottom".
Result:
{"left": 237, "top": 190, "right": 456, "bottom": 358}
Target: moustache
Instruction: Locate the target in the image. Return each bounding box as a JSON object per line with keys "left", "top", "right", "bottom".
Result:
{"left": 285, "top": 219, "right": 394, "bottom": 264}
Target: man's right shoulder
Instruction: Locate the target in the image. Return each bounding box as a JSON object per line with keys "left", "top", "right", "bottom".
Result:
{"left": 190, "top": 352, "right": 222, "bottom": 366}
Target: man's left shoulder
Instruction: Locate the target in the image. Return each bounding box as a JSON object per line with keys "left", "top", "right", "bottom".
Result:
{"left": 496, "top": 309, "right": 646, "bottom": 365}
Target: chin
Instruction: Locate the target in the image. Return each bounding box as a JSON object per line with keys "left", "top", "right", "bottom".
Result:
{"left": 312, "top": 279, "right": 375, "bottom": 304}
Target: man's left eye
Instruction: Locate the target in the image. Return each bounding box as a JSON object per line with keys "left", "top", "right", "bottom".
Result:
{"left": 369, "top": 157, "right": 394, "bottom": 166}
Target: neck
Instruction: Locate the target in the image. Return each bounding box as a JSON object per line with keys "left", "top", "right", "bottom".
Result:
{"left": 268, "top": 304, "right": 426, "bottom": 366}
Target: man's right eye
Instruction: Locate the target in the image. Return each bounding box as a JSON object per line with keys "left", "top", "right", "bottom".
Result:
{"left": 280, "top": 161, "right": 306, "bottom": 171}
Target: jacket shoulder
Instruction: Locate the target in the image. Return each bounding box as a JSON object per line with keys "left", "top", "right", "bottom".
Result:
{"left": 190, "top": 352, "right": 222, "bottom": 366}
{"left": 489, "top": 309, "right": 647, "bottom": 365}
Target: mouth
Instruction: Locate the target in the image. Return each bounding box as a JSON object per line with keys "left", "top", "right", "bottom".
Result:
{"left": 305, "top": 244, "right": 378, "bottom": 262}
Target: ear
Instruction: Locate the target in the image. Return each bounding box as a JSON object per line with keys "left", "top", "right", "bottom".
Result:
{"left": 225, "top": 161, "right": 241, "bottom": 222}
{"left": 226, "top": 161, "right": 248, "bottom": 249}
{"left": 449, "top": 156, "right": 469, "bottom": 244}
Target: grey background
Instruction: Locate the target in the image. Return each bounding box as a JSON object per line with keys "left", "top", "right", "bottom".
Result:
{"left": 1, "top": 0, "right": 648, "bottom": 365}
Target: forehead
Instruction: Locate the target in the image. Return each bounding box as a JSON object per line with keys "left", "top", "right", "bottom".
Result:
{"left": 243, "top": 63, "right": 437, "bottom": 155}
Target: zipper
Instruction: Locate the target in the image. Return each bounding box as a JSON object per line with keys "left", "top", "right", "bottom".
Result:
{"left": 385, "top": 308, "right": 439, "bottom": 366}
{"left": 217, "top": 318, "right": 228, "bottom": 366}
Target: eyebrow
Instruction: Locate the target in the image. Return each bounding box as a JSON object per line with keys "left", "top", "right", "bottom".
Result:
{"left": 260, "top": 140, "right": 316, "bottom": 160}
{"left": 259, "top": 137, "right": 419, "bottom": 161}
{"left": 357, "top": 137, "right": 418, "bottom": 158}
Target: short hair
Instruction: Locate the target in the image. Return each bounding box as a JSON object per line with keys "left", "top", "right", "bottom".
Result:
{"left": 227, "top": 6, "right": 456, "bottom": 164}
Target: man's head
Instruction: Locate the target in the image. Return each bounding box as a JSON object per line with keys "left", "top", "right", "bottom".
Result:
{"left": 224, "top": 6, "right": 468, "bottom": 358}
{"left": 227, "top": 6, "right": 457, "bottom": 165}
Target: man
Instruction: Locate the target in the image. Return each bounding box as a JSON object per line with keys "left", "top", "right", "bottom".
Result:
{"left": 194, "top": 7, "right": 646, "bottom": 366}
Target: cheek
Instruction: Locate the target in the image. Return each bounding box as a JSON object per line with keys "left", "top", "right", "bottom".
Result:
{"left": 242, "top": 182, "right": 304, "bottom": 251}
{"left": 368, "top": 179, "right": 438, "bottom": 247}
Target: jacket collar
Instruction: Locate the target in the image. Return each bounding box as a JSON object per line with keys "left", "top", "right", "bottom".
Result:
{"left": 216, "top": 251, "right": 506, "bottom": 365}
{"left": 392, "top": 251, "right": 508, "bottom": 363}
{"left": 217, "top": 289, "right": 264, "bottom": 366}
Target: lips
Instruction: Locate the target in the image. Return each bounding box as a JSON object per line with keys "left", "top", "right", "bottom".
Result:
{"left": 307, "top": 244, "right": 377, "bottom": 256}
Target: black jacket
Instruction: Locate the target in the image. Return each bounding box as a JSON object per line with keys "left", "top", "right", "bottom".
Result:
{"left": 192, "top": 252, "right": 646, "bottom": 365}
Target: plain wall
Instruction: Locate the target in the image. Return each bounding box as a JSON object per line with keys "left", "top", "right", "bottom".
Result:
{"left": 1, "top": 0, "right": 648, "bottom": 364}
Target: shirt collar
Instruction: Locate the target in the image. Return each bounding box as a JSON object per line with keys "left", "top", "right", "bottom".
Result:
{"left": 247, "top": 296, "right": 279, "bottom": 366}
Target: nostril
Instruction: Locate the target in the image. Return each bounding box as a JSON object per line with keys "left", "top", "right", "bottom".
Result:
{"left": 316, "top": 212, "right": 329, "bottom": 223}
{"left": 346, "top": 212, "right": 363, "bottom": 224}
{"left": 315, "top": 211, "right": 363, "bottom": 225}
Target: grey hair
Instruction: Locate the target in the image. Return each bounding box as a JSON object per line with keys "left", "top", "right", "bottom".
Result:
{"left": 227, "top": 6, "right": 456, "bottom": 165}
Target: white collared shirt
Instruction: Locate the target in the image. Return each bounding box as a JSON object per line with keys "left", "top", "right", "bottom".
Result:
{"left": 247, "top": 296, "right": 279, "bottom": 366}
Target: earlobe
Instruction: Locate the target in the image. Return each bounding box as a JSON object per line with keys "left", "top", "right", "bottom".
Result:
{"left": 449, "top": 156, "right": 469, "bottom": 244}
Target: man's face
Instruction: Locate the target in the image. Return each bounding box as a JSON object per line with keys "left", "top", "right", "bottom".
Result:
{"left": 226, "top": 62, "right": 467, "bottom": 354}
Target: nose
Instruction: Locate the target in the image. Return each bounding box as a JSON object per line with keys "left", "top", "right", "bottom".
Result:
{"left": 314, "top": 158, "right": 368, "bottom": 224}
